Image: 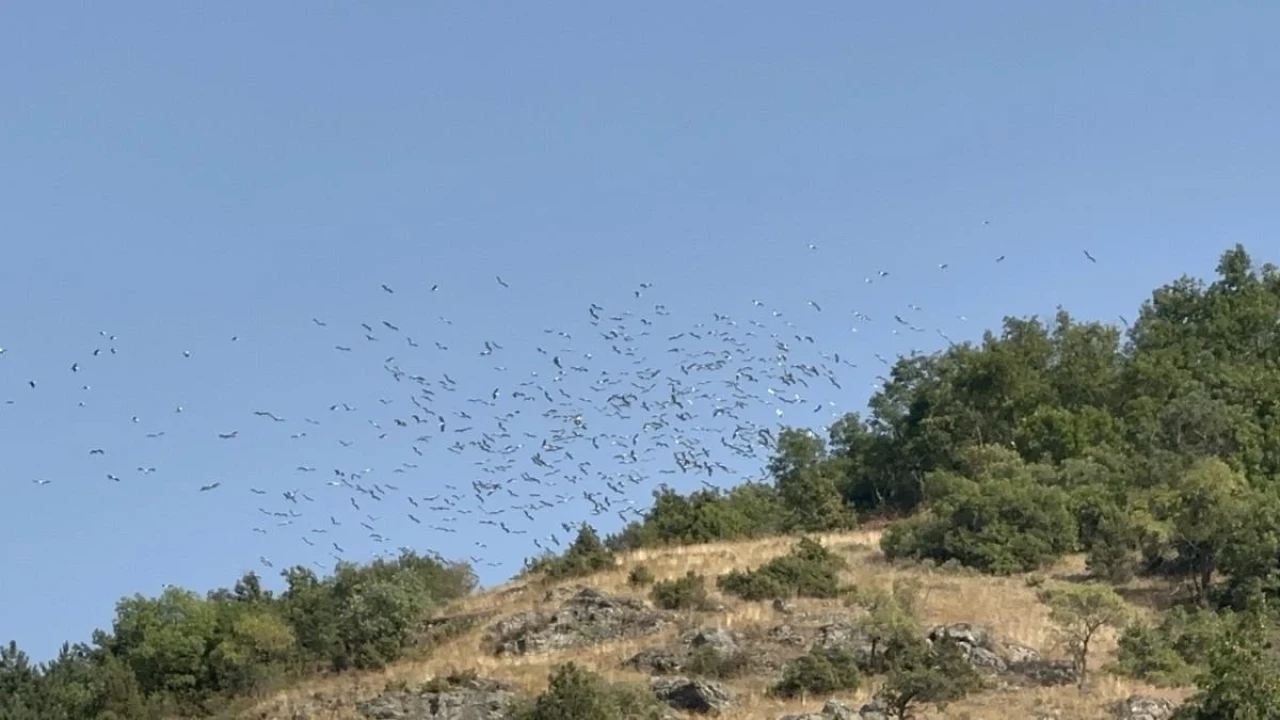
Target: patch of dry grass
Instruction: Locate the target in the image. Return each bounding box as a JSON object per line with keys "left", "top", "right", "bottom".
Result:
{"left": 239, "top": 529, "right": 1191, "bottom": 720}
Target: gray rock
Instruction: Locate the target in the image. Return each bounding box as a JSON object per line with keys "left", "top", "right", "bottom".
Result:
{"left": 966, "top": 644, "right": 1008, "bottom": 672}
{"left": 777, "top": 698, "right": 883, "bottom": 720}
{"left": 924, "top": 623, "right": 1005, "bottom": 673}
{"left": 853, "top": 699, "right": 889, "bottom": 720}
{"left": 927, "top": 622, "right": 992, "bottom": 649}
{"left": 1111, "top": 695, "right": 1177, "bottom": 720}
{"left": 626, "top": 646, "right": 685, "bottom": 674}
{"left": 1003, "top": 642, "right": 1042, "bottom": 664}
{"left": 489, "top": 587, "right": 670, "bottom": 656}
{"left": 686, "top": 626, "right": 739, "bottom": 654}
{"left": 355, "top": 677, "right": 516, "bottom": 720}
{"left": 1014, "top": 658, "right": 1077, "bottom": 686}
{"left": 813, "top": 622, "right": 876, "bottom": 665}
{"left": 649, "top": 676, "right": 735, "bottom": 714}
{"left": 922, "top": 622, "right": 1078, "bottom": 686}
{"left": 820, "top": 699, "right": 862, "bottom": 720}
{"left": 628, "top": 624, "right": 790, "bottom": 678}
{"left": 768, "top": 623, "right": 807, "bottom": 646}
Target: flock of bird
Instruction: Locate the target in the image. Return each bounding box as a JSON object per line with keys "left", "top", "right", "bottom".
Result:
{"left": 3, "top": 245, "right": 1105, "bottom": 584}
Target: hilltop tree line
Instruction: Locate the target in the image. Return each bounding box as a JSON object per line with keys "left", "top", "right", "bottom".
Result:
{"left": 8, "top": 245, "right": 1280, "bottom": 718}
{"left": 0, "top": 552, "right": 475, "bottom": 719}
{"left": 538, "top": 245, "right": 1280, "bottom": 716}
{"left": 601, "top": 245, "right": 1280, "bottom": 610}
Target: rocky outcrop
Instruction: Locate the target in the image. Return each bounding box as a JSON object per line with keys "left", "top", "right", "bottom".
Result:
{"left": 469, "top": 586, "right": 1106, "bottom": 719}
{"left": 488, "top": 586, "right": 670, "bottom": 655}
{"left": 355, "top": 676, "right": 516, "bottom": 720}
{"left": 926, "top": 623, "right": 1076, "bottom": 687}
{"left": 811, "top": 620, "right": 881, "bottom": 668}
{"left": 649, "top": 675, "right": 735, "bottom": 714}
{"left": 626, "top": 616, "right": 1076, "bottom": 691}
{"left": 626, "top": 625, "right": 794, "bottom": 676}
{"left": 780, "top": 699, "right": 888, "bottom": 720}
{"left": 1110, "top": 695, "right": 1177, "bottom": 720}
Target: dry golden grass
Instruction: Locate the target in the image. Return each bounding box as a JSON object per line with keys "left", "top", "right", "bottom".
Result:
{"left": 240, "top": 529, "right": 1193, "bottom": 720}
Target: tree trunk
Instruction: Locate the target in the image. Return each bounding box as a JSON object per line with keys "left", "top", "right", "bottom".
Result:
{"left": 1077, "top": 650, "right": 1089, "bottom": 689}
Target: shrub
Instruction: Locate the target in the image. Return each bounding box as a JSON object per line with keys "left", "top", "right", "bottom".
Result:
{"left": 684, "top": 645, "right": 752, "bottom": 680}
{"left": 880, "top": 466, "right": 1077, "bottom": 574}
{"left": 606, "top": 484, "right": 783, "bottom": 551}
{"left": 1112, "top": 607, "right": 1225, "bottom": 687}
{"left": 523, "top": 525, "right": 616, "bottom": 581}
{"left": 846, "top": 580, "right": 926, "bottom": 673}
{"left": 421, "top": 668, "right": 479, "bottom": 693}
{"left": 717, "top": 537, "right": 847, "bottom": 601}
{"left": 877, "top": 637, "right": 983, "bottom": 718}
{"left": 769, "top": 647, "right": 861, "bottom": 698}
{"left": 1172, "top": 612, "right": 1280, "bottom": 720}
{"left": 627, "top": 566, "right": 654, "bottom": 587}
{"left": 649, "top": 572, "right": 711, "bottom": 611}
{"left": 509, "top": 663, "right": 668, "bottom": 720}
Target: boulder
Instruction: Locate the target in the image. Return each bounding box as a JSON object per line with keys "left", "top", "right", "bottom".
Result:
{"left": 355, "top": 676, "right": 516, "bottom": 720}
{"left": 1110, "top": 695, "right": 1177, "bottom": 720}
{"left": 650, "top": 676, "right": 735, "bottom": 714}
{"left": 489, "top": 587, "right": 670, "bottom": 656}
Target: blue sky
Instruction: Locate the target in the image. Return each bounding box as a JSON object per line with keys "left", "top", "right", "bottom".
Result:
{"left": 2, "top": 3, "right": 1278, "bottom": 662}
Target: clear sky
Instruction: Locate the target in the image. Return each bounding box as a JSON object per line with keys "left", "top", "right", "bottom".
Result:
{"left": 2, "top": 3, "right": 1278, "bottom": 662}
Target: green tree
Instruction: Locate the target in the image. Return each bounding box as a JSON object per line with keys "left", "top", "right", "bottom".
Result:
{"left": 876, "top": 637, "right": 983, "bottom": 719}
{"left": 1174, "top": 611, "right": 1280, "bottom": 720}
{"left": 101, "top": 587, "right": 219, "bottom": 697}
{"left": 1143, "top": 457, "right": 1255, "bottom": 604}
{"left": 0, "top": 641, "right": 45, "bottom": 720}
{"left": 881, "top": 447, "right": 1078, "bottom": 574}
{"left": 606, "top": 483, "right": 782, "bottom": 550}
{"left": 769, "top": 429, "right": 858, "bottom": 532}
{"left": 1038, "top": 583, "right": 1130, "bottom": 688}
{"left": 526, "top": 524, "right": 616, "bottom": 580}
{"left": 848, "top": 580, "right": 925, "bottom": 673}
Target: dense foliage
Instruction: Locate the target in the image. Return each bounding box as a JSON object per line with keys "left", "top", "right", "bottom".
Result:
{"left": 0, "top": 551, "right": 474, "bottom": 719}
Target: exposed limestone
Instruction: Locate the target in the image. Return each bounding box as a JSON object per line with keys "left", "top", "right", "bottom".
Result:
{"left": 321, "top": 587, "right": 1178, "bottom": 720}
{"left": 488, "top": 586, "right": 671, "bottom": 656}
{"left": 649, "top": 675, "right": 736, "bottom": 714}
{"left": 1110, "top": 695, "right": 1177, "bottom": 720}
{"left": 779, "top": 698, "right": 887, "bottom": 720}
{"left": 355, "top": 676, "right": 517, "bottom": 720}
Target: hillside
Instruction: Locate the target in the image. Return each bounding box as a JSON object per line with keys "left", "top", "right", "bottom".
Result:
{"left": 8, "top": 244, "right": 1280, "bottom": 719}
{"left": 238, "top": 528, "right": 1191, "bottom": 720}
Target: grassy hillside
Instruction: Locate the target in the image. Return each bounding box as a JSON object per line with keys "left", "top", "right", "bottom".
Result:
{"left": 242, "top": 527, "right": 1191, "bottom": 720}
{"left": 9, "top": 244, "right": 1280, "bottom": 719}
